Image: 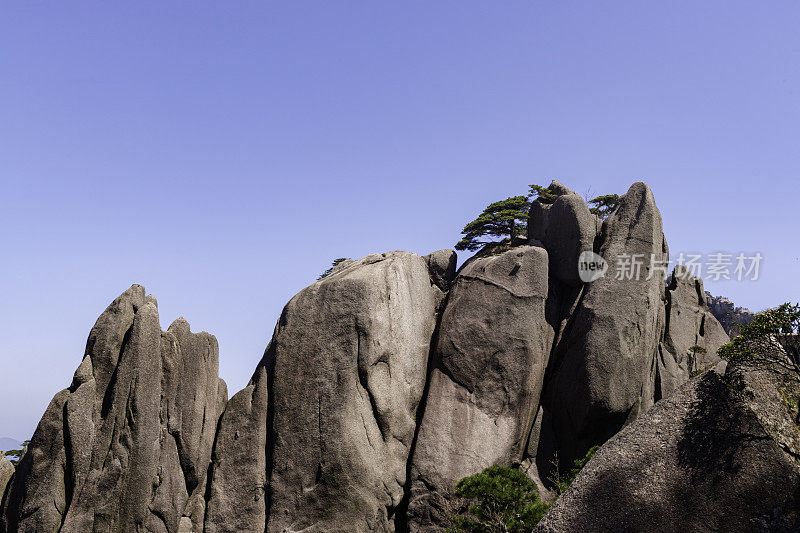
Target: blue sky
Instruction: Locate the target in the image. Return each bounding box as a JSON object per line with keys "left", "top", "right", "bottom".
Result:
{"left": 2, "top": 1, "right": 799, "bottom": 440}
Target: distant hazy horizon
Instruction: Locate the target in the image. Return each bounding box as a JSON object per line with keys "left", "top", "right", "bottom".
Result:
{"left": 2, "top": 1, "right": 799, "bottom": 440}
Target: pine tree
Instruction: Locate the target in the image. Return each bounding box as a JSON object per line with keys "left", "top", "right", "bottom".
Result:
{"left": 455, "top": 196, "right": 530, "bottom": 252}
{"left": 588, "top": 194, "right": 620, "bottom": 219}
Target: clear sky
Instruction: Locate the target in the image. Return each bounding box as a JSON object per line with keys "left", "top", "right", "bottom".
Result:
{"left": 2, "top": 1, "right": 799, "bottom": 440}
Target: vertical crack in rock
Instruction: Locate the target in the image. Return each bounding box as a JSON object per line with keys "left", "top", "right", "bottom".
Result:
{"left": 655, "top": 264, "right": 729, "bottom": 401}
{"left": 407, "top": 245, "right": 553, "bottom": 531}
{"left": 540, "top": 183, "right": 669, "bottom": 470}
{"left": 255, "top": 251, "right": 438, "bottom": 533}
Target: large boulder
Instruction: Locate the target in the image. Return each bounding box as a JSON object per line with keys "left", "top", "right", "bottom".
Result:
{"left": 264, "top": 251, "right": 439, "bottom": 532}
{"left": 535, "top": 369, "right": 800, "bottom": 532}
{"left": 541, "top": 182, "right": 668, "bottom": 467}
{"left": 528, "top": 181, "right": 600, "bottom": 285}
{"left": 656, "top": 266, "right": 729, "bottom": 400}
{"left": 422, "top": 249, "right": 457, "bottom": 292}
{"left": 2, "top": 285, "right": 227, "bottom": 533}
{"left": 406, "top": 245, "right": 554, "bottom": 531}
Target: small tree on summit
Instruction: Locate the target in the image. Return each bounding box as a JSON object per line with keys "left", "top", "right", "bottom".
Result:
{"left": 528, "top": 184, "right": 559, "bottom": 204}
{"left": 318, "top": 258, "right": 351, "bottom": 280}
{"left": 455, "top": 183, "right": 618, "bottom": 252}
{"left": 588, "top": 194, "right": 620, "bottom": 219}
{"left": 455, "top": 196, "right": 530, "bottom": 251}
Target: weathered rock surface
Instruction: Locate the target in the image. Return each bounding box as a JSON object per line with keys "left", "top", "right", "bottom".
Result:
{"left": 535, "top": 369, "right": 800, "bottom": 532}
{"left": 2, "top": 181, "right": 767, "bottom": 532}
{"left": 264, "top": 251, "right": 439, "bottom": 532}
{"left": 204, "top": 364, "right": 269, "bottom": 533}
{"left": 407, "top": 245, "right": 554, "bottom": 531}
{"left": 2, "top": 285, "right": 227, "bottom": 533}
{"left": 706, "top": 293, "right": 755, "bottom": 337}
{"left": 656, "top": 266, "right": 729, "bottom": 400}
{"left": 528, "top": 181, "right": 600, "bottom": 285}
{"left": 422, "top": 249, "right": 457, "bottom": 292}
{"left": 0, "top": 454, "right": 13, "bottom": 516}
{"left": 541, "top": 182, "right": 668, "bottom": 467}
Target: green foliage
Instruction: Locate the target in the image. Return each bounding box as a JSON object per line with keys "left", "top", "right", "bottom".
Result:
{"left": 740, "top": 303, "right": 799, "bottom": 339}
{"left": 455, "top": 196, "right": 530, "bottom": 252}
{"left": 528, "top": 184, "right": 559, "bottom": 204}
{"left": 446, "top": 465, "right": 550, "bottom": 533}
{"left": 689, "top": 345, "right": 707, "bottom": 355}
{"left": 317, "top": 258, "right": 351, "bottom": 280}
{"left": 3, "top": 440, "right": 30, "bottom": 466}
{"left": 687, "top": 344, "right": 708, "bottom": 375}
{"left": 778, "top": 386, "right": 799, "bottom": 412}
{"left": 456, "top": 183, "right": 618, "bottom": 252}
{"left": 555, "top": 445, "right": 599, "bottom": 494}
{"left": 588, "top": 194, "right": 620, "bottom": 219}
{"left": 719, "top": 303, "right": 800, "bottom": 376}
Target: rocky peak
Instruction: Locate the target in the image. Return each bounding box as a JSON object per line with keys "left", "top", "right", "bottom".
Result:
{"left": 705, "top": 292, "right": 755, "bottom": 337}
{"left": 2, "top": 181, "right": 759, "bottom": 533}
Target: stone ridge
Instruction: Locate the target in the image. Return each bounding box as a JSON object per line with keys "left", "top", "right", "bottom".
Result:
{"left": 705, "top": 292, "right": 755, "bottom": 337}
{"left": 2, "top": 183, "right": 741, "bottom": 533}
{"left": 1, "top": 285, "right": 227, "bottom": 533}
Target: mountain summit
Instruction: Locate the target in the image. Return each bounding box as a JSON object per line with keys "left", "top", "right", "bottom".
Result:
{"left": 2, "top": 182, "right": 793, "bottom": 533}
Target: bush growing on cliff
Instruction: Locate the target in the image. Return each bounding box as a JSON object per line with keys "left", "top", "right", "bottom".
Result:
{"left": 446, "top": 465, "right": 550, "bottom": 532}
{"left": 456, "top": 183, "right": 619, "bottom": 252}
{"left": 318, "top": 257, "right": 351, "bottom": 280}
{"left": 553, "top": 445, "right": 599, "bottom": 495}
{"left": 719, "top": 303, "right": 800, "bottom": 377}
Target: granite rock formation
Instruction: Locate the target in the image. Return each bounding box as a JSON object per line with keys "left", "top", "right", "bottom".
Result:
{"left": 705, "top": 293, "right": 755, "bottom": 337}
{"left": 0, "top": 455, "right": 12, "bottom": 517}
{"left": 538, "top": 182, "right": 670, "bottom": 469}
{"left": 406, "top": 246, "right": 553, "bottom": 530}
{"left": 264, "top": 251, "right": 440, "bottom": 533}
{"left": 2, "top": 182, "right": 750, "bottom": 532}
{"left": 656, "top": 266, "right": 730, "bottom": 400}
{"left": 1, "top": 286, "right": 227, "bottom": 533}
{"left": 535, "top": 368, "right": 800, "bottom": 532}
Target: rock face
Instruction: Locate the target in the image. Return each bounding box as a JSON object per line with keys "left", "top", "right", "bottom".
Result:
{"left": 253, "top": 251, "right": 440, "bottom": 533}
{"left": 423, "top": 249, "right": 457, "bottom": 292}
{"left": 204, "top": 364, "right": 269, "bottom": 533}
{"left": 0, "top": 455, "right": 13, "bottom": 515}
{"left": 406, "top": 246, "right": 554, "bottom": 530}
{"left": 2, "top": 181, "right": 762, "bottom": 532}
{"left": 540, "top": 182, "right": 669, "bottom": 467}
{"left": 706, "top": 293, "right": 755, "bottom": 337}
{"left": 535, "top": 369, "right": 800, "bottom": 532}
{"left": 2, "top": 285, "right": 227, "bottom": 533}
{"left": 656, "top": 266, "right": 729, "bottom": 400}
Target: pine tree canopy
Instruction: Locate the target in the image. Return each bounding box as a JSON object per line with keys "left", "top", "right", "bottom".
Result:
{"left": 455, "top": 196, "right": 530, "bottom": 251}
{"left": 588, "top": 194, "right": 620, "bottom": 219}
{"left": 528, "top": 184, "right": 560, "bottom": 204}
